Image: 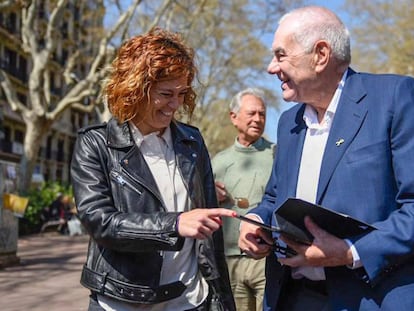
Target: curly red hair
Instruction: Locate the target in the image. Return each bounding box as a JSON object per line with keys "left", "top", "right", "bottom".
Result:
{"left": 104, "top": 27, "right": 197, "bottom": 123}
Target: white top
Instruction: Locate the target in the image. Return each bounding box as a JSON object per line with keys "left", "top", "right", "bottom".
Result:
{"left": 97, "top": 123, "right": 208, "bottom": 311}
{"left": 293, "top": 71, "right": 345, "bottom": 280}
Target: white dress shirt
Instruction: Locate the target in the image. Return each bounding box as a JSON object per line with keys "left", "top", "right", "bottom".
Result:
{"left": 294, "top": 70, "right": 361, "bottom": 280}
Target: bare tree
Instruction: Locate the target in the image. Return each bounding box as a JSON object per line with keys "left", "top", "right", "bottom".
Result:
{"left": 0, "top": 0, "right": 142, "bottom": 193}
{"left": 345, "top": 0, "right": 414, "bottom": 76}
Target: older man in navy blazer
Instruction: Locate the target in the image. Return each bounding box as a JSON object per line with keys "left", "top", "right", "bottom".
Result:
{"left": 239, "top": 5, "right": 414, "bottom": 311}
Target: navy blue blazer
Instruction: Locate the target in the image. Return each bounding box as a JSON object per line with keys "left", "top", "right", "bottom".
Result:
{"left": 251, "top": 69, "right": 414, "bottom": 310}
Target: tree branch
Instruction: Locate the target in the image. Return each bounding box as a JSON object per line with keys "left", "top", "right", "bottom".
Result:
{"left": 43, "top": 69, "right": 51, "bottom": 106}
{"left": 0, "top": 69, "right": 27, "bottom": 113}
{"left": 48, "top": 88, "right": 96, "bottom": 120}
{"left": 146, "top": 0, "right": 175, "bottom": 31}
{"left": 0, "top": 0, "right": 19, "bottom": 10}
{"left": 88, "top": 0, "right": 142, "bottom": 76}
{"left": 44, "top": 0, "right": 68, "bottom": 55}
{"left": 62, "top": 50, "right": 80, "bottom": 85}
{"left": 21, "top": 0, "right": 37, "bottom": 54}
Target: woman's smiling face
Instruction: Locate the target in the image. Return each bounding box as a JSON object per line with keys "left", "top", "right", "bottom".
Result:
{"left": 135, "top": 76, "right": 189, "bottom": 135}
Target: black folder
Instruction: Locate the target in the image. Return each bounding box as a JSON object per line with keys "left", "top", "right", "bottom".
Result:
{"left": 274, "top": 198, "right": 376, "bottom": 245}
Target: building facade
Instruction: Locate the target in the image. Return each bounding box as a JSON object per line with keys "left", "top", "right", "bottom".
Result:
{"left": 0, "top": 1, "right": 101, "bottom": 191}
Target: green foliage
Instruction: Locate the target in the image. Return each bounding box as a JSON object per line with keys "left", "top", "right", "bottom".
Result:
{"left": 18, "top": 182, "right": 73, "bottom": 236}
{"left": 345, "top": 0, "right": 414, "bottom": 76}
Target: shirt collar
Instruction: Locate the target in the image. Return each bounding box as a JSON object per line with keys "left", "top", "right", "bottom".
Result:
{"left": 303, "top": 69, "right": 347, "bottom": 130}
{"left": 234, "top": 136, "right": 264, "bottom": 151}
{"left": 128, "top": 122, "right": 173, "bottom": 150}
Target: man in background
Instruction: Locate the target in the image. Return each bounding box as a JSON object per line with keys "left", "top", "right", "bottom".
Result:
{"left": 212, "top": 87, "right": 275, "bottom": 311}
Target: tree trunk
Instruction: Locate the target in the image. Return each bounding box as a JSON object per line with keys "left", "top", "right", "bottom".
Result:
{"left": 17, "top": 117, "right": 49, "bottom": 194}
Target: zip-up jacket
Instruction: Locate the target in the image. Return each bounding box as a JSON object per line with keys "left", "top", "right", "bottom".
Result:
{"left": 70, "top": 118, "right": 235, "bottom": 310}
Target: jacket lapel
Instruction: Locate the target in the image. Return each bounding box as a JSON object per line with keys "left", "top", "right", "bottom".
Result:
{"left": 287, "top": 105, "right": 307, "bottom": 198}
{"left": 171, "top": 122, "right": 196, "bottom": 184}
{"left": 106, "top": 119, "right": 162, "bottom": 199}
{"left": 316, "top": 70, "right": 368, "bottom": 203}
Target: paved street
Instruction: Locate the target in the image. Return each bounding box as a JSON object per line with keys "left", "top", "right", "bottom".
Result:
{"left": 0, "top": 232, "right": 90, "bottom": 311}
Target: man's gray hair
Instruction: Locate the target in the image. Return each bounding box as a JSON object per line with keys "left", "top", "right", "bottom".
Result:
{"left": 279, "top": 6, "right": 351, "bottom": 65}
{"left": 229, "top": 87, "right": 266, "bottom": 113}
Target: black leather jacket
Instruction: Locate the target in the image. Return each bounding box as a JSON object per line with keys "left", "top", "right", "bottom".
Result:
{"left": 71, "top": 118, "right": 235, "bottom": 310}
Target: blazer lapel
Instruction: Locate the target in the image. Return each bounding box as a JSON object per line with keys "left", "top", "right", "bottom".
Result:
{"left": 287, "top": 105, "right": 307, "bottom": 198}
{"left": 316, "top": 71, "right": 368, "bottom": 203}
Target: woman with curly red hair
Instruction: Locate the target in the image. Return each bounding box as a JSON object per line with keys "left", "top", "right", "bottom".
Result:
{"left": 71, "top": 28, "right": 236, "bottom": 311}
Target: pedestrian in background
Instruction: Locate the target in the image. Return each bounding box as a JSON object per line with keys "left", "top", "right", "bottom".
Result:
{"left": 238, "top": 5, "right": 414, "bottom": 311}
{"left": 71, "top": 27, "right": 235, "bottom": 311}
{"left": 212, "top": 87, "right": 275, "bottom": 311}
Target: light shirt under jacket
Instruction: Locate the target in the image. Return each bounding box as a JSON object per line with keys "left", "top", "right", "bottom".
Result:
{"left": 294, "top": 69, "right": 361, "bottom": 280}
{"left": 97, "top": 123, "right": 208, "bottom": 311}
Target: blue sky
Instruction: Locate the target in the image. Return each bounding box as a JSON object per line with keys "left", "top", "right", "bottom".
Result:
{"left": 263, "top": 0, "right": 347, "bottom": 142}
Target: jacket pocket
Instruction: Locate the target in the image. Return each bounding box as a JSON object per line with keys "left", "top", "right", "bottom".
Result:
{"left": 110, "top": 170, "right": 144, "bottom": 212}
{"left": 345, "top": 140, "right": 389, "bottom": 164}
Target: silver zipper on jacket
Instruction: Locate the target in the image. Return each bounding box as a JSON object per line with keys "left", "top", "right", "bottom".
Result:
{"left": 116, "top": 230, "right": 176, "bottom": 245}
{"left": 110, "top": 170, "right": 142, "bottom": 195}
{"left": 120, "top": 168, "right": 167, "bottom": 212}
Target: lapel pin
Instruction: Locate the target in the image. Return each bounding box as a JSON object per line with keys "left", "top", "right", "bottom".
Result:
{"left": 335, "top": 138, "right": 345, "bottom": 146}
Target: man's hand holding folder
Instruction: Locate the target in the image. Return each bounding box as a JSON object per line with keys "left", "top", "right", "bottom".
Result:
{"left": 273, "top": 198, "right": 376, "bottom": 267}
{"left": 275, "top": 198, "right": 376, "bottom": 245}
{"left": 236, "top": 198, "right": 376, "bottom": 266}
{"left": 234, "top": 214, "right": 299, "bottom": 257}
